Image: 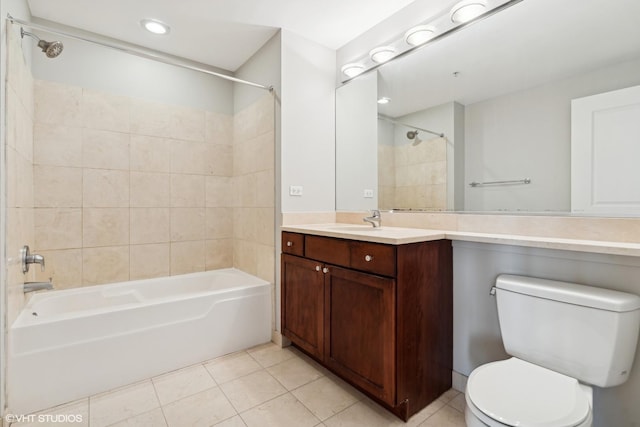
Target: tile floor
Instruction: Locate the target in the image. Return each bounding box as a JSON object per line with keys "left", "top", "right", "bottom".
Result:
{"left": 10, "top": 343, "right": 466, "bottom": 427}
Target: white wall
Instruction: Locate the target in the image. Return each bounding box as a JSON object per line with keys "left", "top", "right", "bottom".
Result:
{"left": 464, "top": 57, "right": 640, "bottom": 212}
{"left": 453, "top": 241, "right": 640, "bottom": 426}
{"left": 31, "top": 33, "right": 234, "bottom": 113}
{"left": 335, "top": 72, "right": 378, "bottom": 211}
{"left": 280, "top": 30, "right": 336, "bottom": 212}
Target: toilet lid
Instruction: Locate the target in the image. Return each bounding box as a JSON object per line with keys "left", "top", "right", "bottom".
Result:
{"left": 467, "top": 358, "right": 590, "bottom": 427}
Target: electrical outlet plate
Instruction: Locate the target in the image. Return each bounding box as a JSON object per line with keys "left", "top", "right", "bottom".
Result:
{"left": 289, "top": 185, "right": 303, "bottom": 196}
{"left": 363, "top": 189, "right": 374, "bottom": 198}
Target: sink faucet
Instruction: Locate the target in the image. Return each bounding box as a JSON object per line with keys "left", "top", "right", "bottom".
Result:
{"left": 24, "top": 278, "right": 54, "bottom": 293}
{"left": 363, "top": 210, "right": 382, "bottom": 228}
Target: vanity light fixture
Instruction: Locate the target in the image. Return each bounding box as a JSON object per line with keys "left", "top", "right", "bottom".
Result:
{"left": 339, "top": 0, "right": 521, "bottom": 82}
{"left": 377, "top": 97, "right": 391, "bottom": 104}
{"left": 370, "top": 46, "right": 396, "bottom": 64}
{"left": 341, "top": 63, "right": 366, "bottom": 78}
{"left": 450, "top": 0, "right": 487, "bottom": 23}
{"left": 404, "top": 25, "right": 435, "bottom": 46}
{"left": 140, "top": 19, "right": 171, "bottom": 35}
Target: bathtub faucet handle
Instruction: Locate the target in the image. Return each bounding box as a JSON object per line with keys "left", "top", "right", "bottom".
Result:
{"left": 21, "top": 245, "right": 45, "bottom": 273}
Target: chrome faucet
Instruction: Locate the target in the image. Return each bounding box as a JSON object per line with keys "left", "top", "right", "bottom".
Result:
{"left": 363, "top": 209, "right": 382, "bottom": 228}
{"left": 21, "top": 245, "right": 45, "bottom": 273}
{"left": 24, "top": 278, "right": 54, "bottom": 293}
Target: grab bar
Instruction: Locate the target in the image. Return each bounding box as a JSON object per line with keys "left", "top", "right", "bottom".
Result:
{"left": 469, "top": 178, "right": 531, "bottom": 187}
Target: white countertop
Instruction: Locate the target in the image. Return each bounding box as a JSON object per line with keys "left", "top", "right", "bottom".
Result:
{"left": 281, "top": 224, "right": 640, "bottom": 257}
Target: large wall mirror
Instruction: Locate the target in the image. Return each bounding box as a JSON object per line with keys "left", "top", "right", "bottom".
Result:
{"left": 335, "top": 0, "right": 640, "bottom": 215}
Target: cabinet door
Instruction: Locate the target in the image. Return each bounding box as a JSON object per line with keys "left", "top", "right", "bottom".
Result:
{"left": 324, "top": 265, "right": 396, "bottom": 404}
{"left": 281, "top": 254, "right": 325, "bottom": 360}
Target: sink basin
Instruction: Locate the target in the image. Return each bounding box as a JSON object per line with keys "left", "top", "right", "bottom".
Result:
{"left": 326, "top": 225, "right": 383, "bottom": 232}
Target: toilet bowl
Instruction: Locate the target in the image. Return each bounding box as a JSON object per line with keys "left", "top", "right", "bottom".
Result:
{"left": 463, "top": 275, "right": 640, "bottom": 427}
{"left": 464, "top": 358, "right": 592, "bottom": 427}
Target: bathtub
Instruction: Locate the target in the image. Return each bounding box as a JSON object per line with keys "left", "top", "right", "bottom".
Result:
{"left": 8, "top": 268, "right": 272, "bottom": 415}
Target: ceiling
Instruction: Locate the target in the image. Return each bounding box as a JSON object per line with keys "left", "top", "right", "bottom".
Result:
{"left": 27, "top": 0, "right": 416, "bottom": 71}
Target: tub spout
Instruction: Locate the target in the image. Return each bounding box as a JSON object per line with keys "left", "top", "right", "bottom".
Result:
{"left": 24, "top": 279, "right": 54, "bottom": 293}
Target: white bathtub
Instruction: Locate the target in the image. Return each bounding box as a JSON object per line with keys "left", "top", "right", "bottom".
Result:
{"left": 8, "top": 268, "right": 272, "bottom": 415}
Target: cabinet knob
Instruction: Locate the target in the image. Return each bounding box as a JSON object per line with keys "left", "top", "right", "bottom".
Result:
{"left": 322, "top": 267, "right": 329, "bottom": 274}
{"left": 286, "top": 241, "right": 293, "bottom": 247}
{"left": 315, "top": 265, "right": 321, "bottom": 272}
{"left": 365, "top": 255, "right": 373, "bottom": 262}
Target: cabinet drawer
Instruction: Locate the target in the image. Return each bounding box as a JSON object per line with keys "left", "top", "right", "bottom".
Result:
{"left": 350, "top": 241, "right": 396, "bottom": 276}
{"left": 282, "top": 232, "right": 304, "bottom": 256}
{"left": 305, "top": 235, "right": 350, "bottom": 268}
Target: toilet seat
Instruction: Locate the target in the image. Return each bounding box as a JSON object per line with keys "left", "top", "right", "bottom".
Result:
{"left": 466, "top": 358, "right": 591, "bottom": 427}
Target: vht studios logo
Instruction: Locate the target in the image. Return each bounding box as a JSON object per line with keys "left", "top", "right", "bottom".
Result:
{"left": 5, "top": 413, "right": 84, "bottom": 423}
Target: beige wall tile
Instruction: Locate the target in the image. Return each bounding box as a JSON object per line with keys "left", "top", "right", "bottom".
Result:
{"left": 171, "top": 140, "right": 208, "bottom": 175}
{"left": 171, "top": 241, "right": 205, "bottom": 275}
{"left": 33, "top": 249, "right": 82, "bottom": 290}
{"left": 82, "top": 88, "right": 131, "bottom": 133}
{"left": 171, "top": 208, "right": 205, "bottom": 241}
{"left": 206, "top": 207, "right": 233, "bottom": 239}
{"left": 83, "top": 169, "right": 130, "bottom": 207}
{"left": 233, "top": 240, "right": 257, "bottom": 276}
{"left": 255, "top": 170, "right": 275, "bottom": 208}
{"left": 83, "top": 208, "right": 129, "bottom": 248}
{"left": 33, "top": 122, "right": 82, "bottom": 167}
{"left": 205, "top": 176, "right": 233, "bottom": 207}
{"left": 205, "top": 239, "right": 233, "bottom": 270}
{"left": 130, "top": 244, "right": 170, "bottom": 280}
{"left": 256, "top": 93, "right": 275, "bottom": 136}
{"left": 35, "top": 80, "right": 82, "bottom": 127}
{"left": 171, "top": 174, "right": 205, "bottom": 207}
{"left": 130, "top": 208, "right": 170, "bottom": 244}
{"left": 34, "top": 208, "right": 82, "bottom": 250}
{"left": 130, "top": 172, "right": 171, "bottom": 207}
{"left": 130, "top": 135, "right": 172, "bottom": 172}
{"left": 255, "top": 208, "right": 275, "bottom": 246}
{"left": 82, "top": 129, "right": 130, "bottom": 170}
{"left": 9, "top": 150, "right": 34, "bottom": 208}
{"left": 34, "top": 165, "right": 83, "bottom": 207}
{"left": 83, "top": 246, "right": 129, "bottom": 286}
{"left": 234, "top": 208, "right": 257, "bottom": 241}
{"left": 205, "top": 111, "right": 233, "bottom": 145}
{"left": 206, "top": 144, "right": 233, "bottom": 176}
{"left": 256, "top": 244, "right": 275, "bottom": 283}
{"left": 130, "top": 99, "right": 205, "bottom": 142}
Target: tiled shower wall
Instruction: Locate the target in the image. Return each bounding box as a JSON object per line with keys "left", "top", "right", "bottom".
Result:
{"left": 31, "top": 79, "right": 235, "bottom": 288}
{"left": 379, "top": 137, "right": 447, "bottom": 210}
{"left": 232, "top": 94, "right": 275, "bottom": 283}
{"left": 5, "top": 25, "right": 35, "bottom": 326}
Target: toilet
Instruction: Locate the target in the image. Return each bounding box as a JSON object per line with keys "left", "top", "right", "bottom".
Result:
{"left": 465, "top": 274, "right": 640, "bottom": 427}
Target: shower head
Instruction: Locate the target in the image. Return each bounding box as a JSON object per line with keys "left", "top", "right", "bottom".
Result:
{"left": 406, "top": 130, "right": 423, "bottom": 146}
{"left": 406, "top": 130, "right": 419, "bottom": 140}
{"left": 21, "top": 28, "right": 64, "bottom": 58}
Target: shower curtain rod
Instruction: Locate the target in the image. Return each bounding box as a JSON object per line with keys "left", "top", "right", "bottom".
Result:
{"left": 6, "top": 14, "right": 273, "bottom": 92}
{"left": 378, "top": 114, "right": 444, "bottom": 138}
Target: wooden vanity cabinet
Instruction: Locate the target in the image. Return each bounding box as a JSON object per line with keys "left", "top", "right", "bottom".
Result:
{"left": 281, "top": 231, "right": 453, "bottom": 421}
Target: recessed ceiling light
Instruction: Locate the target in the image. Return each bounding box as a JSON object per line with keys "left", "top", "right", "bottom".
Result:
{"left": 369, "top": 46, "right": 396, "bottom": 64}
{"left": 377, "top": 97, "right": 391, "bottom": 105}
{"left": 140, "top": 19, "right": 171, "bottom": 35}
{"left": 341, "top": 63, "right": 365, "bottom": 78}
{"left": 404, "top": 26, "right": 435, "bottom": 46}
{"left": 450, "top": 1, "right": 487, "bottom": 24}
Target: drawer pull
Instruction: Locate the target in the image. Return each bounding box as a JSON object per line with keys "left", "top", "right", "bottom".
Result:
{"left": 286, "top": 241, "right": 293, "bottom": 247}
{"left": 315, "top": 265, "right": 321, "bottom": 272}
{"left": 322, "top": 267, "right": 329, "bottom": 274}
{"left": 365, "top": 255, "right": 374, "bottom": 262}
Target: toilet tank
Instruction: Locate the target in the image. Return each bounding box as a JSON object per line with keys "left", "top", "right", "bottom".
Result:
{"left": 495, "top": 274, "right": 640, "bottom": 387}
